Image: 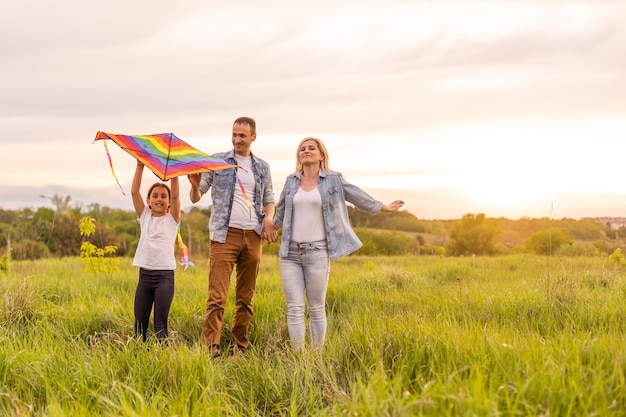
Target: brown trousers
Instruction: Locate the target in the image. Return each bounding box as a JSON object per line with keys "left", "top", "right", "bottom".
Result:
{"left": 203, "top": 227, "right": 262, "bottom": 350}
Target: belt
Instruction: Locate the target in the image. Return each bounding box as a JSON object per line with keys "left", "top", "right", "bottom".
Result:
{"left": 289, "top": 240, "right": 326, "bottom": 250}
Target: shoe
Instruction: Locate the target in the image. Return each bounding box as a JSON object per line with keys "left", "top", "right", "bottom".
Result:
{"left": 228, "top": 345, "right": 247, "bottom": 357}
{"left": 208, "top": 344, "right": 221, "bottom": 359}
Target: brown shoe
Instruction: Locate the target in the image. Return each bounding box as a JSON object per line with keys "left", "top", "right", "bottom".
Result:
{"left": 228, "top": 345, "right": 247, "bottom": 357}
{"left": 208, "top": 344, "right": 221, "bottom": 358}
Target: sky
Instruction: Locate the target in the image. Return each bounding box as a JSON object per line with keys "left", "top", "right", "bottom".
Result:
{"left": 2, "top": 0, "right": 626, "bottom": 220}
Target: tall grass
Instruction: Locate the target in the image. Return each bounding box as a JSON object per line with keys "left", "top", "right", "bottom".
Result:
{"left": 1, "top": 255, "right": 626, "bottom": 416}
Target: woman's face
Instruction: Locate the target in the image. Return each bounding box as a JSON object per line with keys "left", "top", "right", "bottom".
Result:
{"left": 299, "top": 140, "right": 323, "bottom": 166}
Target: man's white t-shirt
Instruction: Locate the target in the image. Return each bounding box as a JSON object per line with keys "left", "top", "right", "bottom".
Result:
{"left": 229, "top": 154, "right": 259, "bottom": 230}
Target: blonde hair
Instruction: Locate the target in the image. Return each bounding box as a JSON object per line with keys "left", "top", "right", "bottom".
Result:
{"left": 295, "top": 137, "right": 330, "bottom": 173}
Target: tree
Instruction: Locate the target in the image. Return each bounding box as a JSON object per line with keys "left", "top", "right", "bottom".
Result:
{"left": 447, "top": 213, "right": 500, "bottom": 256}
{"left": 182, "top": 210, "right": 211, "bottom": 259}
{"left": 347, "top": 206, "right": 432, "bottom": 233}
{"left": 525, "top": 228, "right": 573, "bottom": 255}
{"left": 40, "top": 194, "right": 72, "bottom": 214}
{"left": 79, "top": 216, "right": 119, "bottom": 277}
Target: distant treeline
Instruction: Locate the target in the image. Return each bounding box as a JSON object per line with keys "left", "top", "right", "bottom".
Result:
{"left": 1, "top": 194, "right": 624, "bottom": 261}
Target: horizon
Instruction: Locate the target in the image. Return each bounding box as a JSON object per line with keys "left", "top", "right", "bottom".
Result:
{"left": 3, "top": 181, "right": 626, "bottom": 222}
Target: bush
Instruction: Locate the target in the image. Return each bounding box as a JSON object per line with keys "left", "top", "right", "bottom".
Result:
{"left": 0, "top": 253, "right": 8, "bottom": 271}
{"left": 609, "top": 248, "right": 626, "bottom": 266}
{"left": 525, "top": 228, "right": 572, "bottom": 255}
{"left": 11, "top": 239, "right": 50, "bottom": 260}
{"left": 79, "top": 216, "right": 120, "bottom": 278}
{"left": 447, "top": 213, "right": 500, "bottom": 256}
{"left": 354, "top": 228, "right": 420, "bottom": 256}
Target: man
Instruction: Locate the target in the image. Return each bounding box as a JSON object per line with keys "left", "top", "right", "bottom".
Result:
{"left": 188, "top": 116, "right": 277, "bottom": 356}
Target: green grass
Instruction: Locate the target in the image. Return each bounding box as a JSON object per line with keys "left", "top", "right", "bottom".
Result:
{"left": 1, "top": 255, "right": 626, "bottom": 416}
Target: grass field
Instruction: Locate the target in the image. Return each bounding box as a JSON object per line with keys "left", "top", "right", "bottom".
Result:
{"left": 1, "top": 254, "right": 626, "bottom": 416}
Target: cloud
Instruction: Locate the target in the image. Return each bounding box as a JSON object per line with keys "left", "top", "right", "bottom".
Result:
{"left": 1, "top": 0, "right": 625, "bottom": 219}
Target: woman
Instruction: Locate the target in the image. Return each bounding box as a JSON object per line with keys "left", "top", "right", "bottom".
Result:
{"left": 273, "top": 137, "right": 404, "bottom": 350}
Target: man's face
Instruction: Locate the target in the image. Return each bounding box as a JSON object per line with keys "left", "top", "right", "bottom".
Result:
{"left": 232, "top": 123, "right": 256, "bottom": 156}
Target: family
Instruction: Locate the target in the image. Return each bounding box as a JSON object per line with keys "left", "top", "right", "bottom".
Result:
{"left": 130, "top": 116, "right": 404, "bottom": 355}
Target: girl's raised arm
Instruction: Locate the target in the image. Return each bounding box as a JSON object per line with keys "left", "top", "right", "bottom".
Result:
{"left": 170, "top": 176, "right": 181, "bottom": 224}
{"left": 131, "top": 161, "right": 145, "bottom": 217}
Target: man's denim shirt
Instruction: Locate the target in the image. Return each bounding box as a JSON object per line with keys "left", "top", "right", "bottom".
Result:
{"left": 274, "top": 170, "right": 382, "bottom": 260}
{"left": 199, "top": 150, "right": 275, "bottom": 243}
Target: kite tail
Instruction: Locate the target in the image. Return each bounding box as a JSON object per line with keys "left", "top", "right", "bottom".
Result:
{"left": 236, "top": 176, "right": 253, "bottom": 220}
{"left": 177, "top": 232, "right": 195, "bottom": 271}
{"left": 102, "top": 140, "right": 126, "bottom": 195}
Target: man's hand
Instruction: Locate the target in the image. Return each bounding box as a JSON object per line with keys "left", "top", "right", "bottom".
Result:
{"left": 188, "top": 173, "right": 203, "bottom": 203}
{"left": 187, "top": 173, "right": 201, "bottom": 187}
{"left": 262, "top": 219, "right": 279, "bottom": 244}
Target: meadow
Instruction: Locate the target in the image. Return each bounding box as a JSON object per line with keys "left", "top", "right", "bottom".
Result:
{"left": 1, "top": 254, "right": 626, "bottom": 416}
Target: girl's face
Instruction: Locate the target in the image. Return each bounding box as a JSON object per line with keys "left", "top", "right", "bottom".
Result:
{"left": 299, "top": 140, "right": 323, "bottom": 166}
{"left": 148, "top": 185, "right": 170, "bottom": 215}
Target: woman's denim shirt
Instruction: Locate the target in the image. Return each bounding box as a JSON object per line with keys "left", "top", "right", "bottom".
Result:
{"left": 199, "top": 149, "right": 274, "bottom": 243}
{"left": 274, "top": 170, "right": 382, "bottom": 260}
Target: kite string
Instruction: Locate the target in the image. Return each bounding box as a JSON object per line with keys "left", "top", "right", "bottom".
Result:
{"left": 103, "top": 140, "right": 126, "bottom": 195}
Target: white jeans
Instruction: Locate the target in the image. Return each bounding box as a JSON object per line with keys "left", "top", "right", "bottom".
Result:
{"left": 280, "top": 240, "right": 331, "bottom": 350}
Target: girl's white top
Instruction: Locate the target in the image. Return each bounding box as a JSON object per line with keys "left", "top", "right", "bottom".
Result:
{"left": 132, "top": 207, "right": 178, "bottom": 270}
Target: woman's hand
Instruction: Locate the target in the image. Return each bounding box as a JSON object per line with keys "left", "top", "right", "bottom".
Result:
{"left": 381, "top": 200, "right": 404, "bottom": 212}
{"left": 262, "top": 220, "right": 279, "bottom": 243}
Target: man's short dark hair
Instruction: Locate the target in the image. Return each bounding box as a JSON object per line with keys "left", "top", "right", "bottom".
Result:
{"left": 233, "top": 117, "right": 256, "bottom": 135}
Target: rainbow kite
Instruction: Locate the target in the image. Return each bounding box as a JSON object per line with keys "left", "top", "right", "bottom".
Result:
{"left": 94, "top": 132, "right": 237, "bottom": 190}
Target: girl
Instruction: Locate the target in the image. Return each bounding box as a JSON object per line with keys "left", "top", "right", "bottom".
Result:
{"left": 131, "top": 161, "right": 181, "bottom": 341}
